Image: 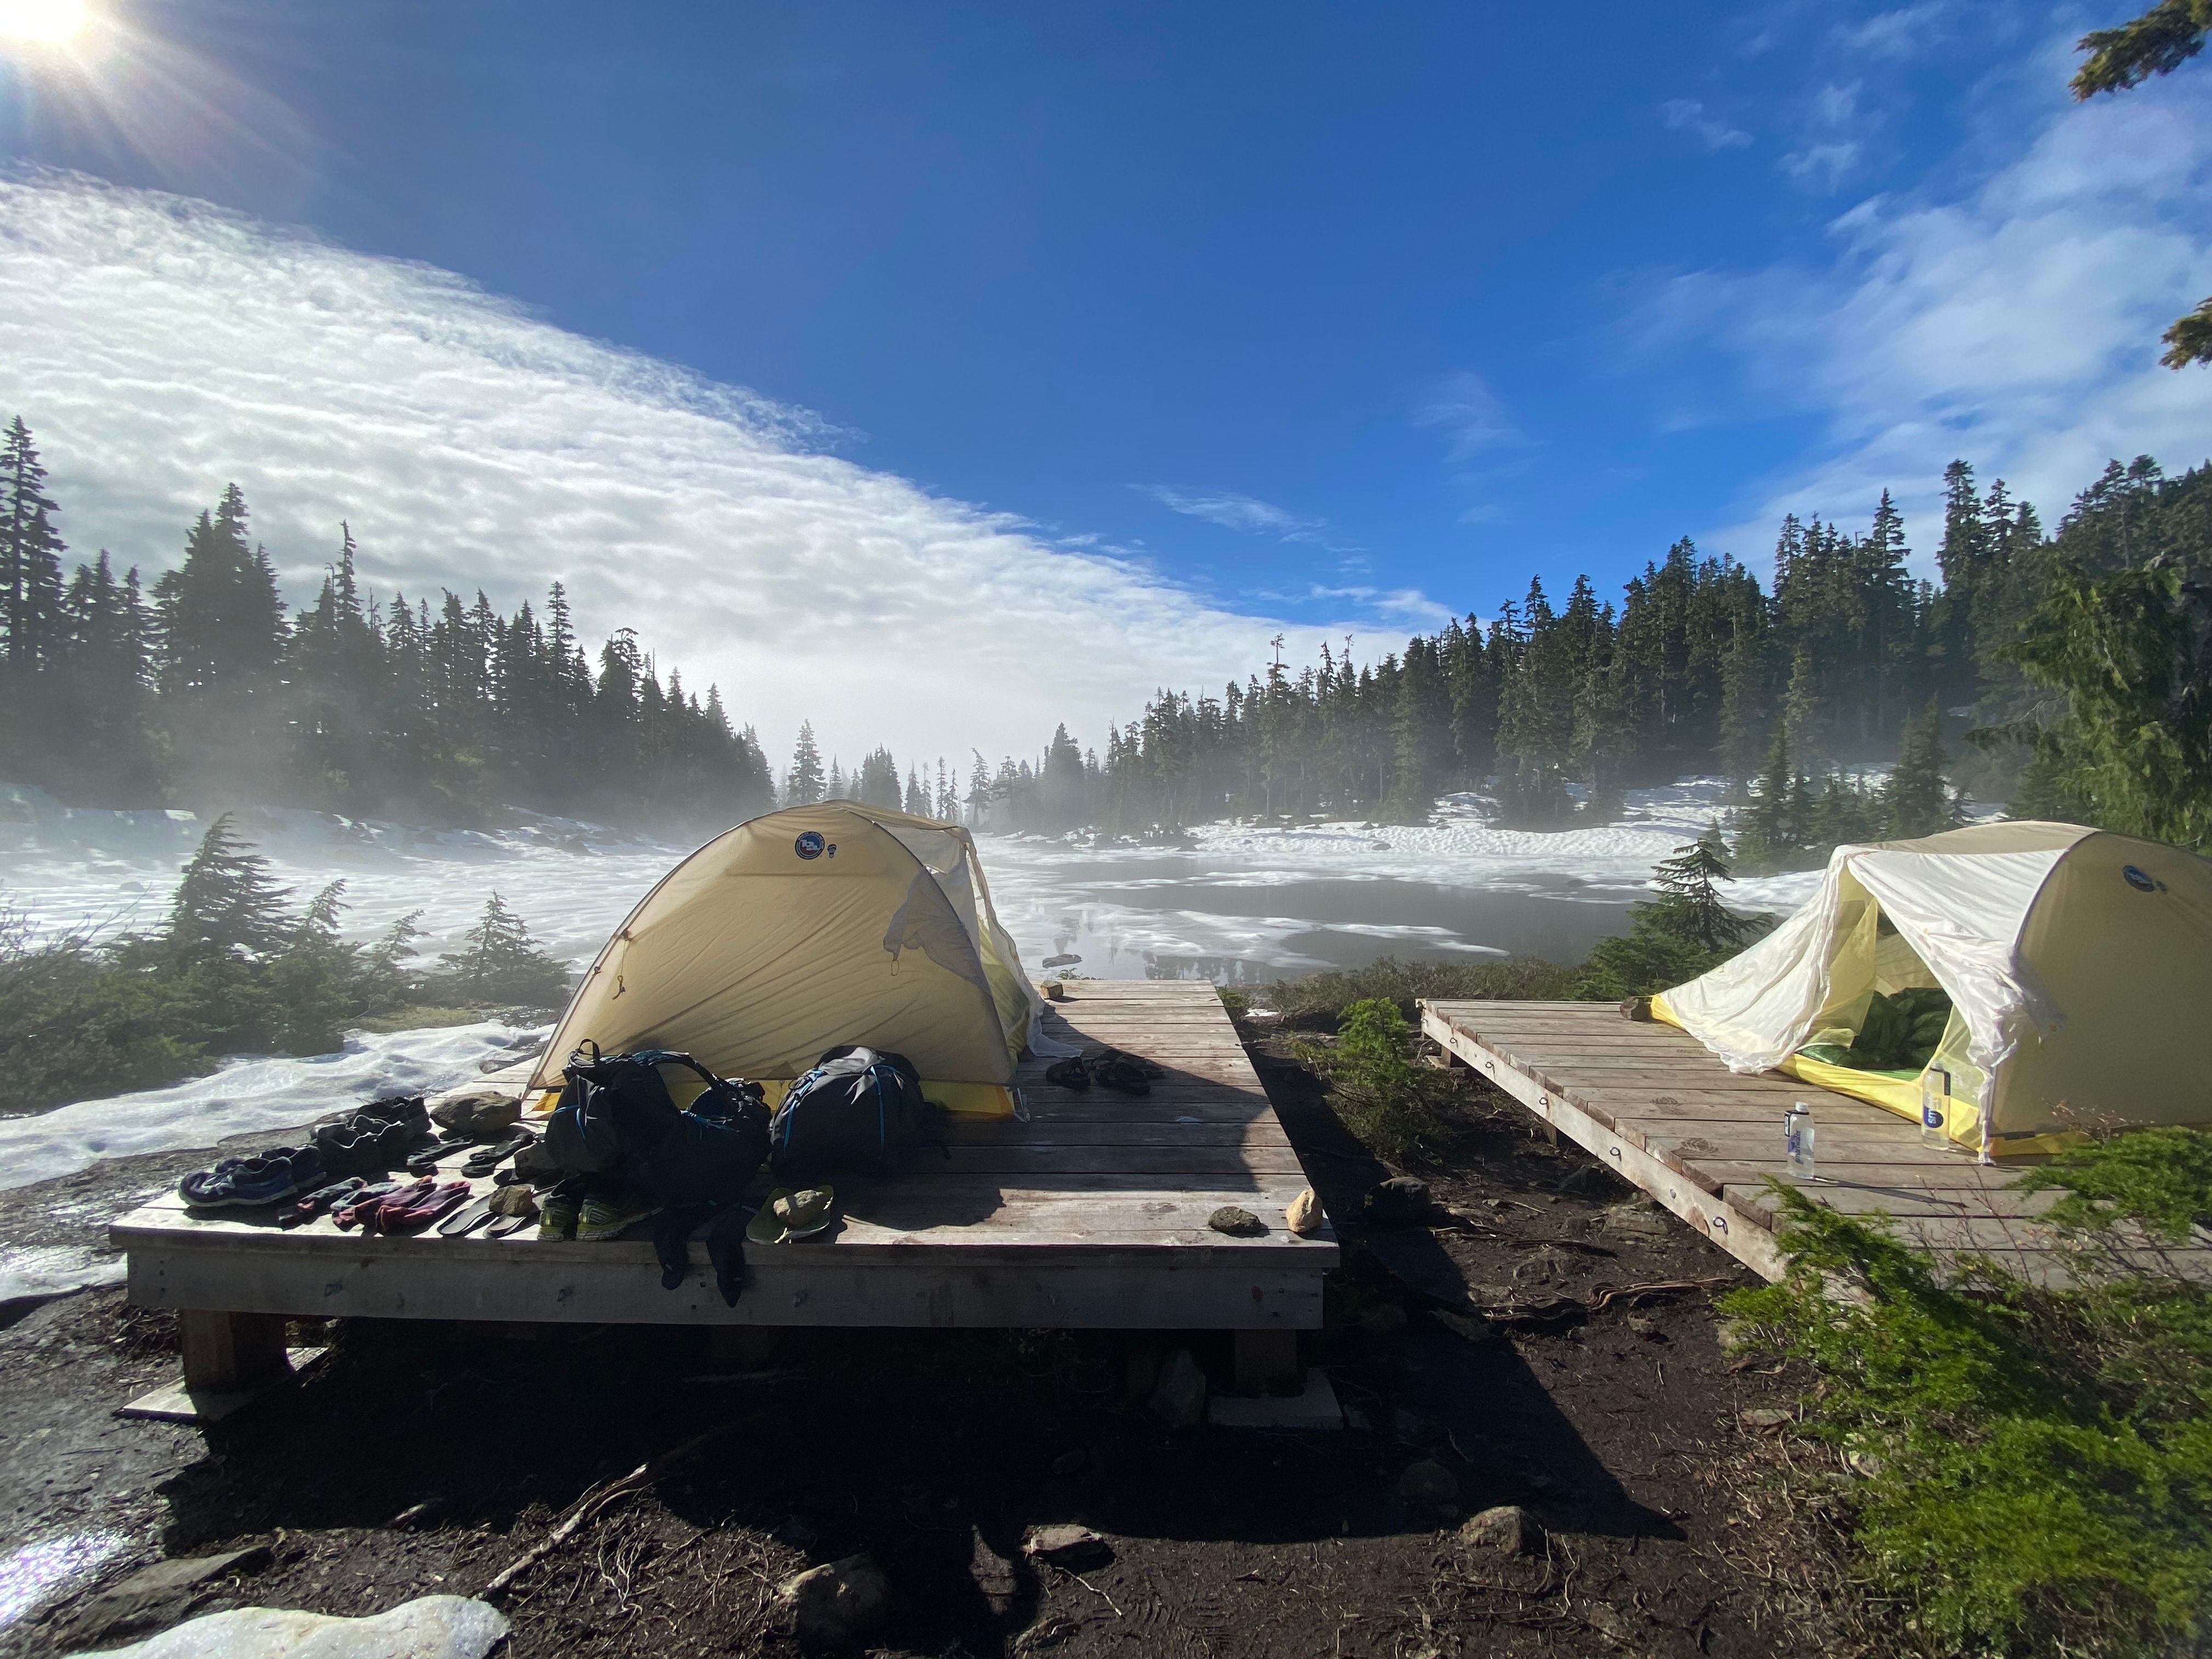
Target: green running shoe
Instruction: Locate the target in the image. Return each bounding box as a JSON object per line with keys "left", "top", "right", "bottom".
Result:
{"left": 577, "top": 1189, "right": 658, "bottom": 1242}
{"left": 537, "top": 1187, "right": 580, "bottom": 1240}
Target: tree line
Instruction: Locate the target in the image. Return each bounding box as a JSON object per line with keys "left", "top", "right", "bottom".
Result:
{"left": 975, "top": 452, "right": 2211, "bottom": 857}
{"left": 6, "top": 411, "right": 2207, "bottom": 857}
{"left": 0, "top": 416, "right": 781, "bottom": 834}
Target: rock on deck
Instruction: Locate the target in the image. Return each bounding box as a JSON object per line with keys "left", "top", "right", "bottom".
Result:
{"left": 1419, "top": 998, "right": 2210, "bottom": 1287}
{"left": 112, "top": 981, "right": 1335, "bottom": 1400}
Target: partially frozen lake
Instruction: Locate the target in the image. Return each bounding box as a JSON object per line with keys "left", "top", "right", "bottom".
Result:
{"left": 0, "top": 781, "right": 1822, "bottom": 1187}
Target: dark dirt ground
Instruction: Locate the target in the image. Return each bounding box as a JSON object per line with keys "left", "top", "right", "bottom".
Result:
{"left": 0, "top": 1019, "right": 1859, "bottom": 1659}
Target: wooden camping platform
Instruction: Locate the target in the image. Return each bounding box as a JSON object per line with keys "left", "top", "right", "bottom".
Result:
{"left": 1419, "top": 999, "right": 2211, "bottom": 1286}
{"left": 112, "top": 981, "right": 1335, "bottom": 1396}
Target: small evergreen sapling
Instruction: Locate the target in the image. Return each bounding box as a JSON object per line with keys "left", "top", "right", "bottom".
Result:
{"left": 436, "top": 892, "right": 572, "bottom": 1009}
{"left": 1649, "top": 825, "right": 1759, "bottom": 951}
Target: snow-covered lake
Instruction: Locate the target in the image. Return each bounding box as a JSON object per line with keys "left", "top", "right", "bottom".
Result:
{"left": 0, "top": 781, "right": 1823, "bottom": 1188}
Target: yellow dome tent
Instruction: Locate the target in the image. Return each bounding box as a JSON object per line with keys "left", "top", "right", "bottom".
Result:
{"left": 1655, "top": 822, "right": 2212, "bottom": 1156}
{"left": 526, "top": 802, "right": 1043, "bottom": 1116}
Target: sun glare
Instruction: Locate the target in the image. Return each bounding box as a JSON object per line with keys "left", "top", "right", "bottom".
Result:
{"left": 0, "top": 0, "right": 88, "bottom": 46}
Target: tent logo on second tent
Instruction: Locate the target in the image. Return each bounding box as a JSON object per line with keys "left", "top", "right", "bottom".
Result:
{"left": 794, "top": 831, "right": 826, "bottom": 860}
{"left": 2123, "top": 865, "right": 2158, "bottom": 892}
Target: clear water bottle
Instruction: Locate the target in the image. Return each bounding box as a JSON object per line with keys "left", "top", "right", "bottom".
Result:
{"left": 1920, "top": 1068, "right": 1949, "bottom": 1145}
{"left": 1785, "top": 1102, "right": 1815, "bottom": 1180}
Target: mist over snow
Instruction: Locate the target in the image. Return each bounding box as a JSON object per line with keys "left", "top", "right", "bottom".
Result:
{"left": 0, "top": 169, "right": 1294, "bottom": 766}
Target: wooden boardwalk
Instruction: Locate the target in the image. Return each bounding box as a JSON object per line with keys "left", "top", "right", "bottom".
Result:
{"left": 1420, "top": 998, "right": 2142, "bottom": 1285}
{"left": 114, "top": 981, "right": 1334, "bottom": 1399}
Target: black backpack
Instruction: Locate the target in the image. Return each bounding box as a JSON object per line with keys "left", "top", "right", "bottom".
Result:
{"left": 549, "top": 1044, "right": 769, "bottom": 1207}
{"left": 769, "top": 1046, "right": 947, "bottom": 1183}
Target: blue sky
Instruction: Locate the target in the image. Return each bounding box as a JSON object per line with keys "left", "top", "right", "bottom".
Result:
{"left": 2, "top": 1, "right": 2209, "bottom": 761}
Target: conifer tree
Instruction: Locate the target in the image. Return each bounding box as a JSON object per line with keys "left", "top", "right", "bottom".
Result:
{"left": 786, "top": 721, "right": 825, "bottom": 805}
{"left": 437, "top": 891, "right": 571, "bottom": 1007}
{"left": 0, "top": 417, "right": 67, "bottom": 678}
{"left": 164, "top": 814, "right": 296, "bottom": 962}
{"left": 1650, "top": 825, "right": 1758, "bottom": 950}
{"left": 1884, "top": 701, "right": 1954, "bottom": 838}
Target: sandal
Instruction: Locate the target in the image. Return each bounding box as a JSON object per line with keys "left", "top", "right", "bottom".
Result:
{"left": 1043, "top": 1057, "right": 1092, "bottom": 1091}
{"left": 1090, "top": 1057, "right": 1152, "bottom": 1096}
{"left": 461, "top": 1130, "right": 537, "bottom": 1179}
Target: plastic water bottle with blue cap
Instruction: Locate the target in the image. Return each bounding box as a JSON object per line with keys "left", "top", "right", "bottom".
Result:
{"left": 1785, "top": 1102, "right": 1815, "bottom": 1180}
{"left": 1920, "top": 1067, "right": 1949, "bottom": 1146}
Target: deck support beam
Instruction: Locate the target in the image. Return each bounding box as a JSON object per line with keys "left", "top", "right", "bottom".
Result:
{"left": 178, "top": 1308, "right": 292, "bottom": 1393}
{"left": 1232, "top": 1328, "right": 1300, "bottom": 1393}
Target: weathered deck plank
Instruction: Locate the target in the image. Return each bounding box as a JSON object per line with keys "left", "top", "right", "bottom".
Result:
{"left": 114, "top": 981, "right": 1336, "bottom": 1332}
{"left": 1420, "top": 998, "right": 2212, "bottom": 1287}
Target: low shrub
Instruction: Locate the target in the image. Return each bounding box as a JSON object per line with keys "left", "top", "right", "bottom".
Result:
{"left": 1265, "top": 954, "right": 1581, "bottom": 1028}
{"left": 1720, "top": 1130, "right": 2212, "bottom": 1657}
{"left": 1292, "top": 996, "right": 1464, "bottom": 1166}
{"left": 0, "top": 816, "right": 573, "bottom": 1115}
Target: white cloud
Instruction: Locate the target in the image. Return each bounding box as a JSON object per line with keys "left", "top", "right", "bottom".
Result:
{"left": 1133, "top": 485, "right": 1324, "bottom": 540}
{"left": 0, "top": 170, "right": 1304, "bottom": 765}
{"left": 1413, "top": 371, "right": 1528, "bottom": 462}
{"left": 1638, "top": 64, "right": 2212, "bottom": 567}
{"left": 1811, "top": 81, "right": 1863, "bottom": 127}
{"left": 1836, "top": 3, "right": 1948, "bottom": 58}
{"left": 1301, "top": 585, "right": 1454, "bottom": 629}
{"left": 1779, "top": 140, "right": 1864, "bottom": 190}
{"left": 1660, "top": 98, "right": 1753, "bottom": 153}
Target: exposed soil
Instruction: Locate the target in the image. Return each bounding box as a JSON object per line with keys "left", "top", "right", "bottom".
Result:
{"left": 0, "top": 1022, "right": 1858, "bottom": 1658}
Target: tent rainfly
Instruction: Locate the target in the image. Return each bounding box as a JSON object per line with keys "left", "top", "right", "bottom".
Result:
{"left": 1655, "top": 821, "right": 2212, "bottom": 1156}
{"left": 527, "top": 803, "right": 1043, "bottom": 1116}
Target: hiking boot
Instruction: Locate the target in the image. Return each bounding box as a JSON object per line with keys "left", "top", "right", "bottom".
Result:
{"left": 1090, "top": 1057, "right": 1152, "bottom": 1096}
{"left": 178, "top": 1146, "right": 326, "bottom": 1209}
{"left": 1043, "top": 1057, "right": 1092, "bottom": 1091}
{"left": 577, "top": 1188, "right": 658, "bottom": 1242}
{"left": 316, "top": 1116, "right": 415, "bottom": 1177}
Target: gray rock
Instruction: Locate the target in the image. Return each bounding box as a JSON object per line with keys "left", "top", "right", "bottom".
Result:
{"left": 63, "top": 1547, "right": 272, "bottom": 1647}
{"left": 1626, "top": 1313, "right": 1664, "bottom": 1341}
{"left": 1583, "top": 1599, "right": 1640, "bottom": 1644}
{"left": 1207, "top": 1205, "right": 1266, "bottom": 1237}
{"left": 1396, "top": 1459, "right": 1457, "bottom": 1510}
{"left": 777, "top": 1553, "right": 892, "bottom": 1649}
{"left": 1147, "top": 1348, "right": 1207, "bottom": 1428}
{"left": 968, "top": 1529, "right": 1018, "bottom": 1616}
{"left": 1600, "top": 1199, "right": 1675, "bottom": 1245}
{"left": 1459, "top": 1504, "right": 1539, "bottom": 1555}
{"left": 1739, "top": 1406, "right": 1793, "bottom": 1429}
{"left": 1022, "top": 1525, "right": 1113, "bottom": 1568}
{"left": 72, "top": 1595, "right": 507, "bottom": 1658}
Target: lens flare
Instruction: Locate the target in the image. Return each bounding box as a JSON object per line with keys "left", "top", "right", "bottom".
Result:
{"left": 0, "top": 0, "right": 87, "bottom": 45}
{"left": 0, "top": 0, "right": 87, "bottom": 44}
